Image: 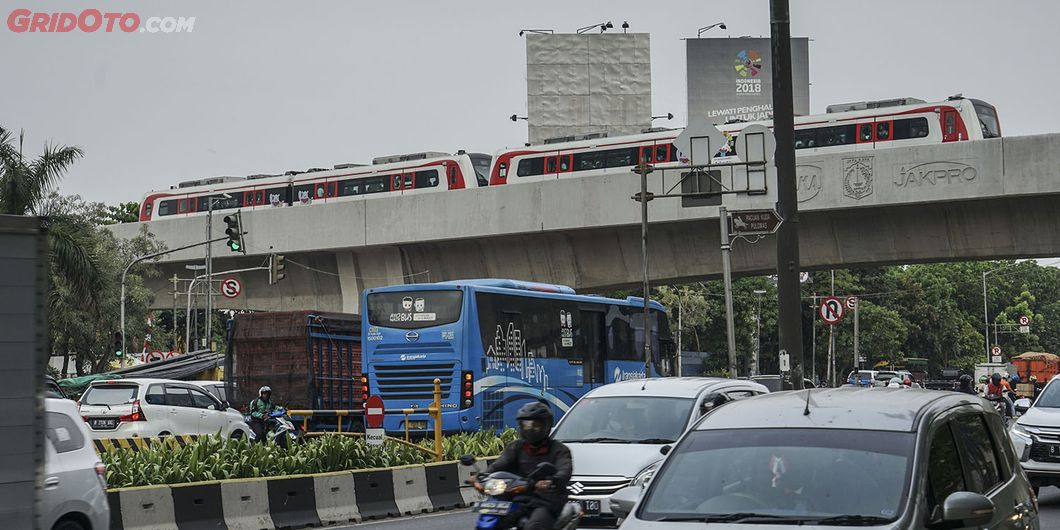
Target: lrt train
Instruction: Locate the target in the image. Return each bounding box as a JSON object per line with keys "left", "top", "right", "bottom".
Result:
{"left": 487, "top": 95, "right": 1001, "bottom": 185}
{"left": 138, "top": 95, "right": 1000, "bottom": 221}
{"left": 137, "top": 151, "right": 491, "bottom": 222}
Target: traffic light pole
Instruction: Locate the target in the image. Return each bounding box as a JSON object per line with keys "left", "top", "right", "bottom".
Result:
{"left": 205, "top": 201, "right": 214, "bottom": 351}
{"left": 120, "top": 235, "right": 228, "bottom": 362}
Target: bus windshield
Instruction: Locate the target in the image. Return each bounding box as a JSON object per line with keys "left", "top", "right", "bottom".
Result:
{"left": 367, "top": 290, "right": 463, "bottom": 329}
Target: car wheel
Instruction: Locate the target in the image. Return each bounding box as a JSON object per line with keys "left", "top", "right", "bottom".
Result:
{"left": 52, "top": 518, "right": 86, "bottom": 530}
{"left": 158, "top": 431, "right": 171, "bottom": 437}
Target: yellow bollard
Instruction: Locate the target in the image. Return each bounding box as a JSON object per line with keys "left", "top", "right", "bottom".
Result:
{"left": 432, "top": 378, "right": 442, "bottom": 462}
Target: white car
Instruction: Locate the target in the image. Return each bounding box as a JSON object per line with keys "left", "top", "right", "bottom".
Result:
{"left": 42, "top": 398, "right": 110, "bottom": 530}
{"left": 187, "top": 380, "right": 233, "bottom": 406}
{"left": 78, "top": 378, "right": 252, "bottom": 439}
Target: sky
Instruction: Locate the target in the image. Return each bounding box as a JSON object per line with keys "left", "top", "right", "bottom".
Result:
{"left": 3, "top": 0, "right": 1060, "bottom": 204}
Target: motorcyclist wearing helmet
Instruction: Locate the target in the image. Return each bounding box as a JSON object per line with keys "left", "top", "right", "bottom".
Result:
{"left": 249, "top": 386, "right": 279, "bottom": 442}
{"left": 484, "top": 401, "right": 573, "bottom": 530}
{"left": 956, "top": 374, "right": 977, "bottom": 395}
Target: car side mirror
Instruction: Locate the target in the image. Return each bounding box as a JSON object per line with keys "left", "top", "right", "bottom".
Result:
{"left": 221, "top": 401, "right": 231, "bottom": 410}
{"left": 207, "top": 404, "right": 216, "bottom": 410}
{"left": 942, "top": 492, "right": 994, "bottom": 527}
{"left": 1015, "top": 398, "right": 1031, "bottom": 414}
{"left": 659, "top": 445, "right": 671, "bottom": 456}
{"left": 609, "top": 486, "right": 642, "bottom": 520}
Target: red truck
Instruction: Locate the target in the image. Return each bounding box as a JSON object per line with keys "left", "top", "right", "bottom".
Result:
{"left": 1011, "top": 352, "right": 1058, "bottom": 398}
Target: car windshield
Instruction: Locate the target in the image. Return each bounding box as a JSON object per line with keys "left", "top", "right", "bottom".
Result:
{"left": 1034, "top": 381, "right": 1060, "bottom": 408}
{"left": 81, "top": 385, "right": 138, "bottom": 406}
{"left": 639, "top": 428, "right": 914, "bottom": 524}
{"left": 552, "top": 396, "right": 694, "bottom": 443}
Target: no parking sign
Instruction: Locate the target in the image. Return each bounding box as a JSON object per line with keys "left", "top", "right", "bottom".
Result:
{"left": 221, "top": 277, "right": 242, "bottom": 299}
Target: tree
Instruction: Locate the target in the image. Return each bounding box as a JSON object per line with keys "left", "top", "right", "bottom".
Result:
{"left": 102, "top": 201, "right": 140, "bottom": 225}
{"left": 0, "top": 126, "right": 100, "bottom": 305}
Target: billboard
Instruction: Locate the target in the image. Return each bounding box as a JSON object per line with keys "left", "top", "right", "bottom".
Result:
{"left": 686, "top": 38, "right": 809, "bottom": 123}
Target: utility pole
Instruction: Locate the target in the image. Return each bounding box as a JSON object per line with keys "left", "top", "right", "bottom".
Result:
{"left": 771, "top": 0, "right": 804, "bottom": 389}
{"left": 719, "top": 207, "right": 738, "bottom": 378}
{"left": 205, "top": 201, "right": 213, "bottom": 350}
{"left": 171, "top": 274, "right": 178, "bottom": 352}
{"left": 637, "top": 161, "right": 654, "bottom": 378}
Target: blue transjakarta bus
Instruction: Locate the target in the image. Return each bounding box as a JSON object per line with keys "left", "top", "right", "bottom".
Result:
{"left": 362, "top": 279, "right": 674, "bottom": 434}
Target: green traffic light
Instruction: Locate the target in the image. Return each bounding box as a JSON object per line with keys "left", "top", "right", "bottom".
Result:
{"left": 229, "top": 241, "right": 241, "bottom": 251}
{"left": 115, "top": 350, "right": 123, "bottom": 357}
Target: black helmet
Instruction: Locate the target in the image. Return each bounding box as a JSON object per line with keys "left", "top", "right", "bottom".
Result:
{"left": 958, "top": 374, "right": 973, "bottom": 386}
{"left": 990, "top": 372, "right": 1002, "bottom": 385}
{"left": 516, "top": 401, "right": 553, "bottom": 445}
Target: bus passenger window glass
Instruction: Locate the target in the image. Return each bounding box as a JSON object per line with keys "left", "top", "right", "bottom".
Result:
{"left": 793, "top": 129, "right": 816, "bottom": 149}
{"left": 859, "top": 124, "right": 873, "bottom": 142}
{"left": 605, "top": 148, "right": 636, "bottom": 168}
{"left": 572, "top": 151, "right": 605, "bottom": 171}
{"left": 656, "top": 145, "right": 668, "bottom": 162}
{"left": 546, "top": 157, "right": 557, "bottom": 173}
{"left": 367, "top": 290, "right": 463, "bottom": 329}
{"left": 157, "top": 200, "right": 176, "bottom": 216}
{"left": 876, "top": 122, "right": 891, "bottom": 141}
{"left": 516, "top": 158, "right": 545, "bottom": 177}
{"left": 414, "top": 170, "right": 439, "bottom": 188}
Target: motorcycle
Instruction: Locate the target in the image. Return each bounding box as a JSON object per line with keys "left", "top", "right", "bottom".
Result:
{"left": 245, "top": 408, "right": 302, "bottom": 448}
{"left": 985, "top": 393, "right": 1017, "bottom": 427}
{"left": 461, "top": 456, "right": 582, "bottom": 530}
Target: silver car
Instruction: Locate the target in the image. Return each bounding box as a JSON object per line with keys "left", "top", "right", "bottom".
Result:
{"left": 41, "top": 397, "right": 110, "bottom": 530}
{"left": 612, "top": 388, "right": 1038, "bottom": 529}
{"left": 550, "top": 377, "right": 768, "bottom": 526}
{"left": 1010, "top": 374, "right": 1060, "bottom": 496}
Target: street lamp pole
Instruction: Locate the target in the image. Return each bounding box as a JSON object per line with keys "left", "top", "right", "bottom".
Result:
{"left": 636, "top": 162, "right": 654, "bottom": 378}
{"left": 982, "top": 262, "right": 1022, "bottom": 362}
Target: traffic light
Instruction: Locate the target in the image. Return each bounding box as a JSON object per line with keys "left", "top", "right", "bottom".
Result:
{"left": 269, "top": 254, "right": 286, "bottom": 285}
{"left": 223, "top": 211, "right": 246, "bottom": 254}
{"left": 113, "top": 331, "right": 123, "bottom": 357}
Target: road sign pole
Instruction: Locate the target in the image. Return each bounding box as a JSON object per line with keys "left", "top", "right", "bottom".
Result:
{"left": 771, "top": 0, "right": 804, "bottom": 390}
{"left": 853, "top": 301, "right": 860, "bottom": 372}
{"left": 720, "top": 207, "right": 738, "bottom": 378}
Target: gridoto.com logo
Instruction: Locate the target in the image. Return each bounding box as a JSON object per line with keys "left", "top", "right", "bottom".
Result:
{"left": 734, "top": 49, "right": 763, "bottom": 77}
{"left": 7, "top": 9, "right": 195, "bottom": 33}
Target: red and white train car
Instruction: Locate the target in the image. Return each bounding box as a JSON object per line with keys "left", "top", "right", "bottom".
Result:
{"left": 138, "top": 151, "right": 492, "bottom": 222}
{"left": 488, "top": 96, "right": 1001, "bottom": 185}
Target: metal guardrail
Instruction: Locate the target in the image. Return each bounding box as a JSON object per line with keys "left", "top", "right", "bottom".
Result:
{"left": 289, "top": 378, "right": 445, "bottom": 462}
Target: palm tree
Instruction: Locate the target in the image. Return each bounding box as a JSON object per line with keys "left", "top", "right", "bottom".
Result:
{"left": 0, "top": 126, "right": 101, "bottom": 303}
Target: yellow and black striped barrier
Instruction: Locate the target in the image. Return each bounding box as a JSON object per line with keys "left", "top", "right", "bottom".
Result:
{"left": 93, "top": 434, "right": 199, "bottom": 453}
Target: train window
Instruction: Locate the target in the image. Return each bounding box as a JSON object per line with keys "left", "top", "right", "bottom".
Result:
{"left": 177, "top": 198, "right": 190, "bottom": 213}
{"left": 447, "top": 165, "right": 458, "bottom": 186}
{"left": 293, "top": 184, "right": 313, "bottom": 203}
{"left": 817, "top": 124, "right": 856, "bottom": 147}
{"left": 516, "top": 157, "right": 545, "bottom": 177}
{"left": 793, "top": 129, "right": 817, "bottom": 149}
{"left": 157, "top": 200, "right": 176, "bottom": 216}
{"left": 893, "top": 118, "right": 930, "bottom": 140}
{"left": 267, "top": 187, "right": 289, "bottom": 206}
{"left": 859, "top": 124, "right": 873, "bottom": 142}
{"left": 364, "top": 176, "right": 388, "bottom": 194}
{"left": 655, "top": 145, "right": 668, "bottom": 162}
{"left": 559, "top": 155, "right": 570, "bottom": 171}
{"left": 403, "top": 173, "right": 414, "bottom": 189}
{"left": 415, "top": 170, "right": 440, "bottom": 188}
{"left": 546, "top": 157, "right": 557, "bottom": 173}
{"left": 339, "top": 179, "right": 361, "bottom": 196}
{"left": 876, "top": 122, "right": 891, "bottom": 141}
{"left": 572, "top": 151, "right": 605, "bottom": 171}
{"left": 945, "top": 113, "right": 956, "bottom": 135}
{"left": 391, "top": 175, "right": 402, "bottom": 190}
{"left": 605, "top": 148, "right": 637, "bottom": 168}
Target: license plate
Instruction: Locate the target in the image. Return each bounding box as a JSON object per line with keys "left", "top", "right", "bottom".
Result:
{"left": 476, "top": 500, "right": 512, "bottom": 515}
{"left": 1050, "top": 446, "right": 1060, "bottom": 456}
{"left": 90, "top": 418, "right": 118, "bottom": 430}
{"left": 406, "top": 420, "right": 428, "bottom": 430}
{"left": 580, "top": 499, "right": 601, "bottom": 515}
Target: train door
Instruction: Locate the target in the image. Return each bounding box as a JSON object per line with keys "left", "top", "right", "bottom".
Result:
{"left": 580, "top": 309, "right": 606, "bottom": 390}
{"left": 545, "top": 153, "right": 572, "bottom": 178}
{"left": 941, "top": 109, "right": 960, "bottom": 142}
{"left": 855, "top": 122, "right": 875, "bottom": 152}
{"left": 873, "top": 120, "right": 892, "bottom": 149}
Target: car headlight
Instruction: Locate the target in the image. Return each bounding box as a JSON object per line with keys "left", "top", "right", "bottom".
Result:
{"left": 632, "top": 462, "right": 660, "bottom": 488}
{"left": 484, "top": 479, "right": 508, "bottom": 496}
{"left": 1011, "top": 422, "right": 1033, "bottom": 442}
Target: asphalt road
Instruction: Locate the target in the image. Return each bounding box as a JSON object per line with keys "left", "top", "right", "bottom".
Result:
{"left": 327, "top": 496, "right": 1060, "bottom": 530}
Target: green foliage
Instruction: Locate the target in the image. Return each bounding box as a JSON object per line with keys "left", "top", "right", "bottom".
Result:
{"left": 102, "top": 429, "right": 519, "bottom": 488}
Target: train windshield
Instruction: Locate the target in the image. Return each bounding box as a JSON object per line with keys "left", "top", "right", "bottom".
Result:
{"left": 971, "top": 99, "right": 1001, "bottom": 139}
{"left": 468, "top": 153, "right": 492, "bottom": 187}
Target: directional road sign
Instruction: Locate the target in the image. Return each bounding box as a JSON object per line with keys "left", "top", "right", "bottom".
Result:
{"left": 819, "top": 296, "right": 844, "bottom": 325}
{"left": 221, "top": 277, "right": 242, "bottom": 299}
{"left": 728, "top": 209, "right": 783, "bottom": 236}
{"left": 674, "top": 118, "right": 728, "bottom": 166}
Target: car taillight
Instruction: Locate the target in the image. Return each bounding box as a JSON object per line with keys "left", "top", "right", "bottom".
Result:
{"left": 118, "top": 399, "right": 146, "bottom": 422}
{"left": 461, "top": 371, "right": 473, "bottom": 409}
{"left": 95, "top": 462, "right": 107, "bottom": 488}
